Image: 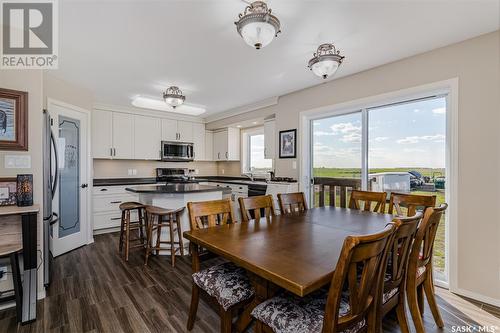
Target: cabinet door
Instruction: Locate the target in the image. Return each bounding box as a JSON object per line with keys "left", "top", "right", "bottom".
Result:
{"left": 264, "top": 120, "right": 276, "bottom": 159}
{"left": 213, "top": 130, "right": 227, "bottom": 161}
{"left": 178, "top": 121, "right": 193, "bottom": 142}
{"left": 205, "top": 131, "right": 213, "bottom": 161}
{"left": 112, "top": 112, "right": 134, "bottom": 159}
{"left": 161, "top": 119, "right": 178, "bottom": 141}
{"left": 192, "top": 123, "right": 205, "bottom": 160}
{"left": 134, "top": 115, "right": 162, "bottom": 160}
{"left": 92, "top": 110, "right": 113, "bottom": 158}
{"left": 227, "top": 127, "right": 240, "bottom": 161}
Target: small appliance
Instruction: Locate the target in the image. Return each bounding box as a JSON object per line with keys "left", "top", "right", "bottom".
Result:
{"left": 156, "top": 168, "right": 199, "bottom": 184}
{"left": 161, "top": 141, "right": 194, "bottom": 161}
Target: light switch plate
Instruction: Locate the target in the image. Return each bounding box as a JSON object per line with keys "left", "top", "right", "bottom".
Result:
{"left": 292, "top": 161, "right": 297, "bottom": 169}
{"left": 4, "top": 155, "right": 31, "bottom": 169}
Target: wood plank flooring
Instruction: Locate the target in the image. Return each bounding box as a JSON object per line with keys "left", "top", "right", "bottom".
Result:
{"left": 0, "top": 232, "right": 498, "bottom": 333}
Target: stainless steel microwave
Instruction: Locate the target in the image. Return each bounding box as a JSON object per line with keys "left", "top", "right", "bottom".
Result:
{"left": 161, "top": 141, "right": 194, "bottom": 161}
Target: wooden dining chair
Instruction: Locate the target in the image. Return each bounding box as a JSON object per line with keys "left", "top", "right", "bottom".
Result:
{"left": 406, "top": 204, "right": 448, "bottom": 333}
{"left": 387, "top": 192, "right": 436, "bottom": 217}
{"left": 377, "top": 213, "right": 422, "bottom": 333}
{"left": 238, "top": 195, "right": 275, "bottom": 222}
{"left": 251, "top": 223, "right": 397, "bottom": 333}
{"left": 348, "top": 190, "right": 387, "bottom": 213}
{"left": 187, "top": 198, "right": 254, "bottom": 333}
{"left": 277, "top": 192, "right": 308, "bottom": 215}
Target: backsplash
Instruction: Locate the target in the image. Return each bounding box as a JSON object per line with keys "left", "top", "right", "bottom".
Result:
{"left": 93, "top": 160, "right": 218, "bottom": 178}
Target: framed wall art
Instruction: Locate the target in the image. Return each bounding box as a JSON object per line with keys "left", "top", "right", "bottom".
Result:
{"left": 0, "top": 178, "right": 17, "bottom": 206}
{"left": 0, "top": 88, "right": 28, "bottom": 150}
{"left": 279, "top": 129, "right": 297, "bottom": 158}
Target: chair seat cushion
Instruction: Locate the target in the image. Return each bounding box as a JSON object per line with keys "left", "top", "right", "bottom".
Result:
{"left": 382, "top": 288, "right": 399, "bottom": 304}
{"left": 251, "top": 289, "right": 366, "bottom": 333}
{"left": 192, "top": 262, "right": 254, "bottom": 310}
{"left": 417, "top": 266, "right": 426, "bottom": 277}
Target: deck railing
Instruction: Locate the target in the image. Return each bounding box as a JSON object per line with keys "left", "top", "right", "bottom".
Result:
{"left": 313, "top": 177, "right": 361, "bottom": 208}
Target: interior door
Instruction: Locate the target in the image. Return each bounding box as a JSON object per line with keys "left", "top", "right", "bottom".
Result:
{"left": 49, "top": 101, "right": 89, "bottom": 257}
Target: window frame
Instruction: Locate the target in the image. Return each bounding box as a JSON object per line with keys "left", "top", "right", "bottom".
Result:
{"left": 241, "top": 127, "right": 274, "bottom": 175}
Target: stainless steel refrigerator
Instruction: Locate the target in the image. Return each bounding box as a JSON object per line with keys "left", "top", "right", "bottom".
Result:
{"left": 42, "top": 109, "right": 59, "bottom": 287}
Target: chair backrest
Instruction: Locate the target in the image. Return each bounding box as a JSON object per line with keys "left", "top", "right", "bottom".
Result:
{"left": 383, "top": 213, "right": 422, "bottom": 294}
{"left": 388, "top": 192, "right": 436, "bottom": 217}
{"left": 407, "top": 204, "right": 448, "bottom": 279}
{"left": 348, "top": 190, "right": 387, "bottom": 213}
{"left": 277, "top": 192, "right": 308, "bottom": 215}
{"left": 238, "top": 195, "right": 275, "bottom": 222}
{"left": 322, "top": 223, "right": 397, "bottom": 332}
{"left": 187, "top": 198, "right": 236, "bottom": 230}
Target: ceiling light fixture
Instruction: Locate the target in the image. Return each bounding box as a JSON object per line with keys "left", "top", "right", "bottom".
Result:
{"left": 163, "top": 86, "right": 186, "bottom": 108}
{"left": 132, "top": 96, "right": 205, "bottom": 116}
{"left": 308, "top": 43, "right": 345, "bottom": 79}
{"left": 235, "top": 1, "right": 281, "bottom": 50}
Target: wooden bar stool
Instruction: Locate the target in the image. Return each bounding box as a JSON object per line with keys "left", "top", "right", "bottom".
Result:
{"left": 0, "top": 232, "right": 23, "bottom": 322}
{"left": 144, "top": 206, "right": 185, "bottom": 267}
{"left": 119, "top": 202, "right": 146, "bottom": 261}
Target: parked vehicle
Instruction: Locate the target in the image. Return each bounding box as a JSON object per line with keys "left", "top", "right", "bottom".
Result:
{"left": 435, "top": 176, "right": 446, "bottom": 189}
{"left": 408, "top": 170, "right": 424, "bottom": 189}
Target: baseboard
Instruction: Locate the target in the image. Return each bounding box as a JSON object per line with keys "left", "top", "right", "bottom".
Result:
{"left": 93, "top": 226, "right": 120, "bottom": 235}
{"left": 451, "top": 287, "right": 500, "bottom": 308}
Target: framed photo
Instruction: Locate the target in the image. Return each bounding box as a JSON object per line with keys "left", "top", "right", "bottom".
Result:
{"left": 0, "top": 88, "right": 28, "bottom": 151}
{"left": 0, "top": 178, "right": 17, "bottom": 206}
{"left": 279, "top": 129, "right": 297, "bottom": 158}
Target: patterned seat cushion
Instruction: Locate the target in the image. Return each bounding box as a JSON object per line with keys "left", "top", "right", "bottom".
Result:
{"left": 251, "top": 289, "right": 366, "bottom": 333}
{"left": 416, "top": 266, "right": 426, "bottom": 277}
{"left": 382, "top": 288, "right": 399, "bottom": 304}
{"left": 192, "top": 262, "right": 254, "bottom": 310}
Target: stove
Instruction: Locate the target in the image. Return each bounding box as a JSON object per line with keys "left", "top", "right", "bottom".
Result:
{"left": 156, "top": 168, "right": 199, "bottom": 184}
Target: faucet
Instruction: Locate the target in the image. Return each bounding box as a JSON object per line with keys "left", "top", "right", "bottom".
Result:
{"left": 243, "top": 173, "right": 254, "bottom": 181}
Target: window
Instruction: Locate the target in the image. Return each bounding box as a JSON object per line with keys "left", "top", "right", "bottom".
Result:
{"left": 242, "top": 128, "right": 273, "bottom": 174}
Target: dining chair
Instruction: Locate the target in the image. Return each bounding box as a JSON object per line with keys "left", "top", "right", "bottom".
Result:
{"left": 251, "top": 223, "right": 397, "bottom": 333}
{"left": 376, "top": 213, "right": 422, "bottom": 333}
{"left": 186, "top": 198, "right": 254, "bottom": 333}
{"left": 238, "top": 195, "right": 275, "bottom": 222}
{"left": 406, "top": 204, "right": 448, "bottom": 333}
{"left": 277, "top": 192, "right": 308, "bottom": 215}
{"left": 387, "top": 192, "right": 436, "bottom": 217}
{"left": 348, "top": 190, "right": 387, "bottom": 213}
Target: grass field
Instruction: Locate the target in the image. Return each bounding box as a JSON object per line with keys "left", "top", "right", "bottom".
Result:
{"left": 312, "top": 167, "right": 447, "bottom": 277}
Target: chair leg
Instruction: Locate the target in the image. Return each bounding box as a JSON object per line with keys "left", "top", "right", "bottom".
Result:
{"left": 138, "top": 208, "right": 145, "bottom": 244}
{"left": 125, "top": 210, "right": 131, "bottom": 261}
{"left": 187, "top": 283, "right": 200, "bottom": 331}
{"left": 119, "top": 210, "right": 125, "bottom": 252}
{"left": 395, "top": 293, "right": 410, "bottom": 333}
{"left": 144, "top": 213, "right": 154, "bottom": 266}
{"left": 423, "top": 275, "right": 444, "bottom": 327}
{"left": 155, "top": 216, "right": 162, "bottom": 256}
{"left": 176, "top": 214, "right": 184, "bottom": 257}
{"left": 407, "top": 282, "right": 425, "bottom": 333}
{"left": 168, "top": 218, "right": 176, "bottom": 268}
{"left": 417, "top": 284, "right": 425, "bottom": 314}
{"left": 220, "top": 306, "right": 232, "bottom": 333}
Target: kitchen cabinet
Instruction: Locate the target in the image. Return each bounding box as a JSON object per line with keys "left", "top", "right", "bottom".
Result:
{"left": 92, "top": 110, "right": 113, "bottom": 158}
{"left": 134, "top": 115, "right": 162, "bottom": 160}
{"left": 112, "top": 112, "right": 134, "bottom": 159}
{"left": 264, "top": 119, "right": 276, "bottom": 159}
{"left": 213, "top": 128, "right": 240, "bottom": 161}
{"left": 192, "top": 123, "right": 205, "bottom": 160}
{"left": 161, "top": 119, "right": 193, "bottom": 142}
{"left": 205, "top": 130, "right": 213, "bottom": 161}
{"left": 92, "top": 185, "right": 138, "bottom": 232}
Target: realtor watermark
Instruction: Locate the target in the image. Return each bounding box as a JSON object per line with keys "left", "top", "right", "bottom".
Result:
{"left": 0, "top": 0, "right": 58, "bottom": 69}
{"left": 451, "top": 325, "right": 499, "bottom": 332}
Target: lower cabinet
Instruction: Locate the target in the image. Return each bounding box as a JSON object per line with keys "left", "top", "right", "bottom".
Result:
{"left": 92, "top": 185, "right": 139, "bottom": 232}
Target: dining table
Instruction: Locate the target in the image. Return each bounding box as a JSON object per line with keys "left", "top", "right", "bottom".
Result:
{"left": 183, "top": 206, "right": 395, "bottom": 331}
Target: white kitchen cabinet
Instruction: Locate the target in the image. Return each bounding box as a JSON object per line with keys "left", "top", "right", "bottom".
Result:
{"left": 205, "top": 130, "right": 213, "bottom": 161}
{"left": 192, "top": 123, "right": 205, "bottom": 160}
{"left": 134, "top": 115, "right": 162, "bottom": 160}
{"left": 264, "top": 119, "right": 276, "bottom": 159}
{"left": 92, "top": 185, "right": 138, "bottom": 232}
{"left": 178, "top": 121, "right": 193, "bottom": 142}
{"left": 213, "top": 128, "right": 240, "bottom": 161}
{"left": 92, "top": 110, "right": 113, "bottom": 158}
{"left": 112, "top": 112, "right": 134, "bottom": 159}
{"left": 161, "top": 119, "right": 193, "bottom": 142}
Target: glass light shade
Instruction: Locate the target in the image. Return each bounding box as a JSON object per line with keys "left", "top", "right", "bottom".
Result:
{"left": 164, "top": 96, "right": 184, "bottom": 108}
{"left": 240, "top": 21, "right": 276, "bottom": 49}
{"left": 312, "top": 59, "right": 339, "bottom": 79}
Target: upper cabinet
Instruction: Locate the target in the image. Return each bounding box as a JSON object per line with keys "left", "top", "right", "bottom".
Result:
{"left": 264, "top": 119, "right": 276, "bottom": 159}
{"left": 161, "top": 119, "right": 193, "bottom": 142}
{"left": 192, "top": 123, "right": 205, "bottom": 161}
{"left": 134, "top": 115, "right": 161, "bottom": 160}
{"left": 213, "top": 128, "right": 240, "bottom": 161}
{"left": 112, "top": 112, "right": 134, "bottom": 159}
{"left": 92, "top": 110, "right": 133, "bottom": 159}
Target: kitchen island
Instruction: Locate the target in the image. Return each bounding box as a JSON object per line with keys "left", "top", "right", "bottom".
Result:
{"left": 125, "top": 183, "right": 229, "bottom": 254}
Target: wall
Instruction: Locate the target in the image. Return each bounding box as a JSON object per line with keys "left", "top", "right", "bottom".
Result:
{"left": 0, "top": 70, "right": 44, "bottom": 297}
{"left": 207, "top": 31, "right": 500, "bottom": 304}
{"left": 217, "top": 161, "right": 242, "bottom": 177}
{"left": 43, "top": 73, "right": 93, "bottom": 111}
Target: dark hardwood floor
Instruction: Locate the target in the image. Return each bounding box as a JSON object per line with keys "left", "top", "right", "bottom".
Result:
{"left": 0, "top": 232, "right": 498, "bottom": 333}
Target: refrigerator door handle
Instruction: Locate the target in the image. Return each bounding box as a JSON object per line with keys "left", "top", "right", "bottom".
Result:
{"left": 51, "top": 131, "right": 59, "bottom": 197}
{"left": 50, "top": 212, "right": 59, "bottom": 225}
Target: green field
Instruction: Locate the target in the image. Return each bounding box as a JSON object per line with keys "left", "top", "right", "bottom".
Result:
{"left": 312, "top": 167, "right": 447, "bottom": 276}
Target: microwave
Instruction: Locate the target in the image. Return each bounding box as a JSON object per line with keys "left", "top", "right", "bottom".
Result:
{"left": 161, "top": 141, "right": 194, "bottom": 161}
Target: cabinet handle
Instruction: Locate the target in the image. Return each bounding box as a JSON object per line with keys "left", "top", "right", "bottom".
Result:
{"left": 110, "top": 201, "right": 122, "bottom": 204}
{"left": 110, "top": 148, "right": 113, "bottom": 157}
{"left": 100, "top": 188, "right": 108, "bottom": 192}
{"left": 225, "top": 152, "right": 228, "bottom": 159}
{"left": 218, "top": 152, "right": 220, "bottom": 159}
{"left": 110, "top": 217, "right": 121, "bottom": 221}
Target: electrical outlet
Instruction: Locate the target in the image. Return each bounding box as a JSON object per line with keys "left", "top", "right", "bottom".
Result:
{"left": 132, "top": 169, "right": 137, "bottom": 175}
{"left": 292, "top": 161, "right": 297, "bottom": 169}
{"left": 0, "top": 266, "right": 7, "bottom": 281}
{"left": 221, "top": 169, "right": 225, "bottom": 175}
{"left": 127, "top": 169, "right": 133, "bottom": 176}
{"left": 194, "top": 169, "right": 199, "bottom": 175}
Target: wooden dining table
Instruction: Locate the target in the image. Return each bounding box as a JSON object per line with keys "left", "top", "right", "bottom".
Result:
{"left": 183, "top": 206, "right": 395, "bottom": 331}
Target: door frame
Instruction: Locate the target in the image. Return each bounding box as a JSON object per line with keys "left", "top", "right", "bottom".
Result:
{"left": 299, "top": 78, "right": 459, "bottom": 291}
{"left": 47, "top": 98, "right": 94, "bottom": 251}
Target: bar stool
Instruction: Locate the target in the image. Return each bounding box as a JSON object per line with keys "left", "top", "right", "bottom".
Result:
{"left": 119, "top": 202, "right": 146, "bottom": 261}
{"left": 144, "top": 206, "right": 185, "bottom": 267}
{"left": 0, "top": 235, "right": 23, "bottom": 322}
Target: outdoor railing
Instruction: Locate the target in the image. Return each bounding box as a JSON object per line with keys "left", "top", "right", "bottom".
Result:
{"left": 313, "top": 177, "right": 361, "bottom": 208}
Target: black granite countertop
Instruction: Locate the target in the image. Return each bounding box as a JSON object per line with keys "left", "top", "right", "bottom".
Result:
{"left": 94, "top": 177, "right": 157, "bottom": 186}
{"left": 125, "top": 184, "right": 231, "bottom": 194}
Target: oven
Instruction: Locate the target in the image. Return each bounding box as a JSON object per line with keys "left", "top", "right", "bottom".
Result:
{"left": 161, "top": 141, "right": 194, "bottom": 161}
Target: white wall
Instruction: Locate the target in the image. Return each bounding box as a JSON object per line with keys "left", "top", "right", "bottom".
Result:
{"left": 207, "top": 31, "right": 500, "bottom": 304}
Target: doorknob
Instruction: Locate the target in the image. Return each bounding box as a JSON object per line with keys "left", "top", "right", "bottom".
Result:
{"left": 81, "top": 183, "right": 88, "bottom": 188}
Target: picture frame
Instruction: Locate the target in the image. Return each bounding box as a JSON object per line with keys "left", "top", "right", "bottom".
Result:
{"left": 0, "top": 177, "right": 18, "bottom": 206}
{"left": 0, "top": 88, "right": 28, "bottom": 151}
{"left": 279, "top": 129, "right": 297, "bottom": 158}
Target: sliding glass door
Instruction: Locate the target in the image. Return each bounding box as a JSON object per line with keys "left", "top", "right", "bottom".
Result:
{"left": 310, "top": 95, "right": 448, "bottom": 283}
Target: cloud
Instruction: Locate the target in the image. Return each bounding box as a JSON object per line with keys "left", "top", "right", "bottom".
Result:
{"left": 340, "top": 132, "right": 361, "bottom": 143}
{"left": 373, "top": 136, "right": 389, "bottom": 142}
{"left": 397, "top": 134, "right": 445, "bottom": 144}
{"left": 313, "top": 130, "right": 335, "bottom": 136}
{"left": 413, "top": 109, "right": 420, "bottom": 113}
{"left": 432, "top": 107, "right": 446, "bottom": 114}
{"left": 403, "top": 148, "right": 426, "bottom": 153}
{"left": 331, "top": 122, "right": 361, "bottom": 135}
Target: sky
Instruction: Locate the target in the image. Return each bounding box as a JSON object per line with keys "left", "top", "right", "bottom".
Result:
{"left": 313, "top": 96, "right": 446, "bottom": 169}
{"left": 250, "top": 134, "right": 273, "bottom": 170}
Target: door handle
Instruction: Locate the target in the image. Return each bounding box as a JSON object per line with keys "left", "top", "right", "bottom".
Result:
{"left": 110, "top": 201, "right": 122, "bottom": 204}
{"left": 81, "top": 183, "right": 88, "bottom": 188}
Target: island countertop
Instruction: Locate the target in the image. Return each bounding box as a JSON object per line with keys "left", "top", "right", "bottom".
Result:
{"left": 125, "top": 184, "right": 231, "bottom": 194}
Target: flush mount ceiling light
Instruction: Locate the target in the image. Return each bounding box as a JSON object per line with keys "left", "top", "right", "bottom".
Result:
{"left": 308, "top": 43, "right": 345, "bottom": 79}
{"left": 235, "top": 1, "right": 281, "bottom": 50}
{"left": 132, "top": 96, "right": 205, "bottom": 116}
{"left": 163, "top": 86, "right": 186, "bottom": 108}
